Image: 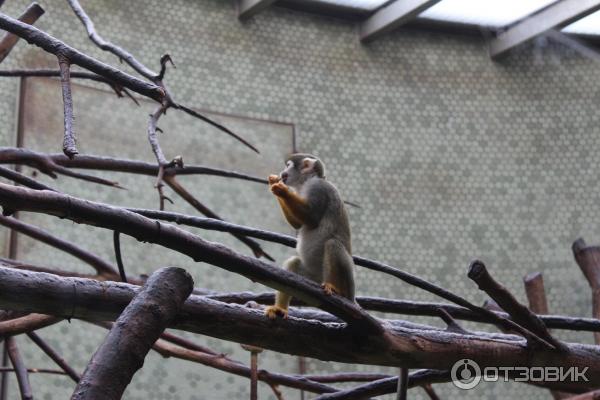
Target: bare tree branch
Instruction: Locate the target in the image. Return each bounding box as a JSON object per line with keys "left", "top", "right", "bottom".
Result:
{"left": 0, "top": 166, "right": 55, "bottom": 191}
{"left": 573, "top": 238, "right": 600, "bottom": 345}
{"left": 6, "top": 337, "right": 32, "bottom": 400}
{"left": 65, "top": 0, "right": 158, "bottom": 80}
{"left": 72, "top": 267, "right": 193, "bottom": 399}
{"left": 26, "top": 331, "right": 81, "bottom": 383}
{"left": 468, "top": 260, "right": 564, "bottom": 350}
{"left": 1, "top": 267, "right": 600, "bottom": 386}
{"left": 0, "top": 69, "right": 140, "bottom": 103}
{"left": 0, "top": 314, "right": 61, "bottom": 336}
{"left": 0, "top": 147, "right": 267, "bottom": 184}
{"left": 0, "top": 3, "right": 44, "bottom": 64}
{"left": 0, "top": 215, "right": 119, "bottom": 277}
{"left": 0, "top": 12, "right": 165, "bottom": 101}
{"left": 0, "top": 183, "right": 380, "bottom": 332}
{"left": 174, "top": 104, "right": 260, "bottom": 154}
{"left": 164, "top": 175, "right": 274, "bottom": 261}
{"left": 313, "top": 370, "right": 450, "bottom": 400}
{"left": 523, "top": 272, "right": 572, "bottom": 400}
{"left": 58, "top": 54, "right": 78, "bottom": 158}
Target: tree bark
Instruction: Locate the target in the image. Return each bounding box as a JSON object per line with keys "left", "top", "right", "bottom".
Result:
{"left": 71, "top": 267, "right": 193, "bottom": 400}
{"left": 0, "top": 266, "right": 598, "bottom": 389}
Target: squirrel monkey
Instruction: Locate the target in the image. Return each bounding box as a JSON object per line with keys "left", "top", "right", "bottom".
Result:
{"left": 265, "top": 153, "right": 355, "bottom": 319}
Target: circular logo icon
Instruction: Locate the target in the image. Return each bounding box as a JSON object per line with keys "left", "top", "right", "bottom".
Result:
{"left": 451, "top": 359, "right": 481, "bottom": 390}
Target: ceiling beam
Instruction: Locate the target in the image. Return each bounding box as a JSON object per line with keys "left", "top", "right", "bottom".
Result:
{"left": 490, "top": 0, "right": 600, "bottom": 59}
{"left": 238, "top": 0, "right": 278, "bottom": 20}
{"left": 360, "top": 0, "right": 442, "bottom": 43}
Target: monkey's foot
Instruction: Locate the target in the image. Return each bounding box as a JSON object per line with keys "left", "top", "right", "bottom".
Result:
{"left": 264, "top": 305, "right": 288, "bottom": 319}
{"left": 321, "top": 283, "right": 340, "bottom": 296}
{"left": 268, "top": 175, "right": 281, "bottom": 186}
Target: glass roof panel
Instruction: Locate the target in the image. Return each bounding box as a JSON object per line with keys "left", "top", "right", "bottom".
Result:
{"left": 419, "top": 0, "right": 556, "bottom": 27}
{"left": 419, "top": 0, "right": 559, "bottom": 27}
{"left": 315, "top": 0, "right": 389, "bottom": 11}
{"left": 562, "top": 10, "right": 600, "bottom": 34}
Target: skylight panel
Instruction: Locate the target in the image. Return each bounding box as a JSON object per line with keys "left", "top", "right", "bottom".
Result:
{"left": 315, "top": 0, "right": 389, "bottom": 11}
{"left": 419, "top": 0, "right": 559, "bottom": 27}
{"left": 562, "top": 10, "right": 600, "bottom": 34}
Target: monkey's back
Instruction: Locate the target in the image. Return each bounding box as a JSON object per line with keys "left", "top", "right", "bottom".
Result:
{"left": 296, "top": 178, "right": 352, "bottom": 279}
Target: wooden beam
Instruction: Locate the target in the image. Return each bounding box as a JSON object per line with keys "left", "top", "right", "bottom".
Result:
{"left": 360, "top": 0, "right": 442, "bottom": 43}
{"left": 238, "top": 0, "right": 278, "bottom": 20}
{"left": 490, "top": 0, "right": 600, "bottom": 59}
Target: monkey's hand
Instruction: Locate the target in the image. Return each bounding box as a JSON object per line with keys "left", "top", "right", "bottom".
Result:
{"left": 264, "top": 305, "right": 288, "bottom": 319}
{"left": 268, "top": 174, "right": 281, "bottom": 186}
{"left": 271, "top": 181, "right": 289, "bottom": 197}
{"left": 322, "top": 282, "right": 340, "bottom": 296}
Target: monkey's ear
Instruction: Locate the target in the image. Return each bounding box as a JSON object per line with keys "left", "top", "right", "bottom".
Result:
{"left": 300, "top": 158, "right": 317, "bottom": 174}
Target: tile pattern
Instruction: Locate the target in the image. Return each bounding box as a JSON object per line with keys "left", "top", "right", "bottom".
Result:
{"left": 0, "top": 0, "right": 599, "bottom": 399}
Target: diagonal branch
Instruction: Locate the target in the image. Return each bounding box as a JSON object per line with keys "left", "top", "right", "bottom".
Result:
{"left": 65, "top": 0, "right": 158, "bottom": 80}
{"left": 26, "top": 331, "right": 80, "bottom": 383}
{"left": 0, "top": 215, "right": 119, "bottom": 277}
{"left": 0, "top": 12, "right": 165, "bottom": 101}
{"left": 6, "top": 337, "right": 32, "bottom": 400}
{"left": 164, "top": 175, "right": 274, "bottom": 261}
{"left": 72, "top": 267, "right": 193, "bottom": 399}
{"left": 0, "top": 3, "right": 44, "bottom": 64}
{"left": 0, "top": 183, "right": 381, "bottom": 332}
{"left": 468, "top": 260, "right": 565, "bottom": 350}
{"left": 0, "top": 165, "right": 55, "bottom": 191}
{"left": 175, "top": 104, "right": 260, "bottom": 154}
{"left": 58, "top": 54, "right": 78, "bottom": 158}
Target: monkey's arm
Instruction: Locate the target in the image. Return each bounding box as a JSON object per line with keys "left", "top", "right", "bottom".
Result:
{"left": 271, "top": 182, "right": 312, "bottom": 226}
{"left": 276, "top": 198, "right": 303, "bottom": 229}
{"left": 268, "top": 175, "right": 304, "bottom": 229}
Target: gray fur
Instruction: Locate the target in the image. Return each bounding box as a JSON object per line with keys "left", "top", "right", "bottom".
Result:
{"left": 280, "top": 154, "right": 355, "bottom": 302}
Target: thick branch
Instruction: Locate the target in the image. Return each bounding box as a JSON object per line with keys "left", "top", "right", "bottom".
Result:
{"left": 0, "top": 267, "right": 599, "bottom": 385}
{"left": 573, "top": 238, "right": 600, "bottom": 345}
{"left": 0, "top": 183, "right": 381, "bottom": 332}
{"left": 0, "top": 3, "right": 44, "bottom": 63}
{"left": 72, "top": 267, "right": 193, "bottom": 399}
{"left": 0, "top": 12, "right": 164, "bottom": 101}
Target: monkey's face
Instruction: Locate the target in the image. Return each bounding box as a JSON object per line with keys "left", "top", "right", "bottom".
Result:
{"left": 280, "top": 154, "right": 325, "bottom": 188}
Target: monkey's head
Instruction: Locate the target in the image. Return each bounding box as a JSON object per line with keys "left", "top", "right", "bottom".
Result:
{"left": 280, "top": 153, "right": 325, "bottom": 188}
